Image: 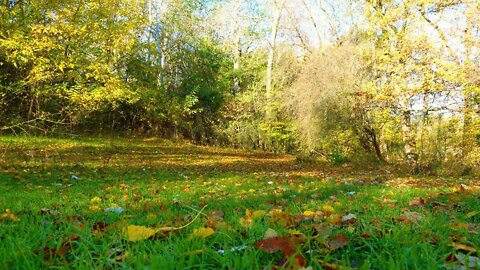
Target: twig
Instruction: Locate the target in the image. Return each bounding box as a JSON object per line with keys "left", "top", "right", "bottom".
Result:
{"left": 175, "top": 204, "right": 208, "bottom": 230}
{"left": 178, "top": 202, "right": 209, "bottom": 218}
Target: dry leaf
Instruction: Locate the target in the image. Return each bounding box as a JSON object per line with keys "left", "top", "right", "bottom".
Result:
{"left": 0, "top": 209, "right": 19, "bottom": 222}
{"left": 328, "top": 214, "right": 343, "bottom": 225}
{"left": 91, "top": 197, "right": 102, "bottom": 203}
{"left": 323, "top": 205, "right": 335, "bottom": 214}
{"left": 252, "top": 210, "right": 266, "bottom": 219}
{"left": 264, "top": 228, "right": 279, "bottom": 239}
{"left": 192, "top": 227, "right": 215, "bottom": 238}
{"left": 327, "top": 234, "right": 349, "bottom": 251}
{"left": 288, "top": 230, "right": 307, "bottom": 244}
{"left": 254, "top": 236, "right": 306, "bottom": 267}
{"left": 466, "top": 211, "right": 479, "bottom": 218}
{"left": 398, "top": 211, "right": 422, "bottom": 224}
{"left": 303, "top": 210, "right": 316, "bottom": 217}
{"left": 408, "top": 198, "right": 425, "bottom": 207}
{"left": 122, "top": 225, "right": 157, "bottom": 242}
{"left": 341, "top": 213, "right": 357, "bottom": 223}
{"left": 450, "top": 242, "right": 477, "bottom": 253}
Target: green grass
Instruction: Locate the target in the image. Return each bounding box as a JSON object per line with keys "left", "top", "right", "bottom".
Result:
{"left": 0, "top": 135, "right": 479, "bottom": 269}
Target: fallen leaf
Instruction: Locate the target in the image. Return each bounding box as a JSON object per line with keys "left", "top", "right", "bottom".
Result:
{"left": 38, "top": 233, "right": 80, "bottom": 260}
{"left": 288, "top": 230, "right": 307, "bottom": 244}
{"left": 328, "top": 214, "right": 343, "bottom": 225}
{"left": 91, "top": 197, "right": 102, "bottom": 203}
{"left": 192, "top": 227, "right": 215, "bottom": 238}
{"left": 264, "top": 228, "right": 279, "bottom": 239}
{"left": 398, "top": 211, "right": 422, "bottom": 224}
{"left": 122, "top": 225, "right": 157, "bottom": 242}
{"left": 466, "top": 211, "right": 479, "bottom": 218}
{"left": 408, "top": 198, "right": 425, "bottom": 207}
{"left": 322, "top": 205, "right": 335, "bottom": 214}
{"left": 341, "top": 213, "right": 357, "bottom": 223}
{"left": 450, "top": 242, "right": 477, "bottom": 253}
{"left": 254, "top": 237, "right": 306, "bottom": 268}
{"left": 327, "top": 234, "right": 349, "bottom": 251}
{"left": 303, "top": 210, "right": 316, "bottom": 217}
{"left": 252, "top": 210, "right": 266, "bottom": 219}
{"left": 0, "top": 209, "right": 19, "bottom": 222}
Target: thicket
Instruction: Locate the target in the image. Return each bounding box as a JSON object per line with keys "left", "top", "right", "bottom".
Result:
{"left": 0, "top": 0, "right": 479, "bottom": 174}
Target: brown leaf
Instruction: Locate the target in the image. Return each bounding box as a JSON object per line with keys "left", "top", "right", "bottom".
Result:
{"left": 92, "top": 221, "right": 109, "bottom": 233}
{"left": 398, "top": 211, "right": 422, "bottom": 224}
{"left": 327, "top": 234, "right": 349, "bottom": 251}
{"left": 38, "top": 233, "right": 80, "bottom": 260}
{"left": 254, "top": 237, "right": 306, "bottom": 267}
{"left": 408, "top": 198, "right": 425, "bottom": 207}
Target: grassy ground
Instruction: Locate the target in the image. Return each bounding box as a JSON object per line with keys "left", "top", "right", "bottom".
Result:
{"left": 0, "top": 135, "right": 479, "bottom": 269}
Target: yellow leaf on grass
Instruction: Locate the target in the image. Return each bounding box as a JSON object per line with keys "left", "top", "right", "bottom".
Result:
{"left": 328, "top": 214, "right": 343, "bottom": 225}
{"left": 239, "top": 217, "right": 252, "bottom": 228}
{"left": 88, "top": 205, "right": 101, "bottom": 211}
{"left": 0, "top": 209, "right": 19, "bottom": 222}
{"left": 467, "top": 211, "right": 479, "bottom": 218}
{"left": 303, "top": 210, "right": 316, "bottom": 217}
{"left": 91, "top": 197, "right": 102, "bottom": 203}
{"left": 322, "top": 205, "right": 335, "bottom": 214}
{"left": 123, "top": 225, "right": 157, "bottom": 242}
{"left": 264, "top": 228, "right": 278, "bottom": 239}
{"left": 192, "top": 227, "right": 215, "bottom": 238}
{"left": 288, "top": 229, "right": 307, "bottom": 243}
{"left": 450, "top": 242, "right": 477, "bottom": 253}
{"left": 252, "top": 210, "right": 266, "bottom": 219}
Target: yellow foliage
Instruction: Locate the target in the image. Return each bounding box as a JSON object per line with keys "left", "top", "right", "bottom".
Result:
{"left": 122, "top": 225, "right": 157, "bottom": 242}
{"left": 252, "top": 210, "right": 266, "bottom": 219}
{"left": 1, "top": 209, "right": 19, "bottom": 222}
{"left": 322, "top": 205, "right": 335, "bottom": 214}
{"left": 91, "top": 197, "right": 102, "bottom": 203}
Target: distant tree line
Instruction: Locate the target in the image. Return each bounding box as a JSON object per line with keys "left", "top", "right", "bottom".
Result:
{"left": 1, "top": 0, "right": 479, "bottom": 174}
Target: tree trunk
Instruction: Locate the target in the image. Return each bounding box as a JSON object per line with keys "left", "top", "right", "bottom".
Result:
{"left": 400, "top": 94, "right": 418, "bottom": 172}
{"left": 266, "top": 0, "right": 284, "bottom": 106}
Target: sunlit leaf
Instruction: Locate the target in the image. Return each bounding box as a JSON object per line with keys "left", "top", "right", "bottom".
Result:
{"left": 264, "top": 228, "right": 279, "bottom": 239}
{"left": 122, "top": 225, "right": 157, "bottom": 242}
{"left": 192, "top": 227, "right": 215, "bottom": 238}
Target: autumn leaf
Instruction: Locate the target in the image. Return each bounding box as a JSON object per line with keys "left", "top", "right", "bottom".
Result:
{"left": 450, "top": 242, "right": 477, "bottom": 253}
{"left": 252, "top": 210, "right": 266, "bottom": 219}
{"left": 327, "top": 234, "right": 349, "bottom": 251}
{"left": 192, "top": 227, "right": 215, "bottom": 238}
{"left": 264, "top": 228, "right": 279, "bottom": 239}
{"left": 328, "top": 214, "right": 343, "bottom": 225}
{"left": 408, "top": 198, "right": 425, "bottom": 207}
{"left": 303, "top": 210, "right": 316, "bottom": 217}
{"left": 341, "top": 213, "right": 357, "bottom": 224}
{"left": 288, "top": 230, "right": 307, "bottom": 244}
{"left": 466, "top": 211, "right": 479, "bottom": 218}
{"left": 322, "top": 205, "right": 335, "bottom": 215}
{"left": 91, "top": 197, "right": 102, "bottom": 203}
{"left": 398, "top": 211, "right": 422, "bottom": 224}
{"left": 122, "top": 225, "right": 158, "bottom": 242}
{"left": 37, "top": 233, "right": 80, "bottom": 261}
{"left": 0, "top": 209, "right": 19, "bottom": 222}
{"left": 254, "top": 237, "right": 306, "bottom": 268}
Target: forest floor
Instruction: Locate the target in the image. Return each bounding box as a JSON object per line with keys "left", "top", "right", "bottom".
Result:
{"left": 0, "top": 135, "right": 479, "bottom": 269}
